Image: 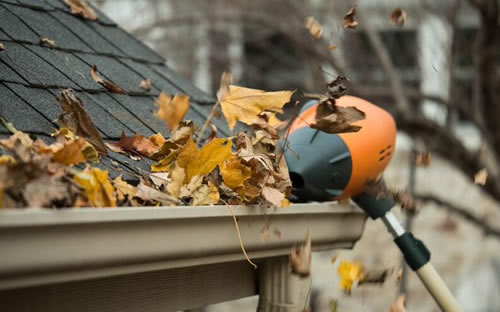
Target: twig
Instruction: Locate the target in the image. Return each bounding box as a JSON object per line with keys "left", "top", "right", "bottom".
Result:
{"left": 415, "top": 193, "right": 500, "bottom": 239}
{"left": 221, "top": 199, "right": 258, "bottom": 269}
{"left": 196, "top": 101, "right": 220, "bottom": 146}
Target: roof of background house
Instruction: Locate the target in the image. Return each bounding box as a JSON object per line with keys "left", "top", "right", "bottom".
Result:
{"left": 0, "top": 0, "right": 225, "bottom": 182}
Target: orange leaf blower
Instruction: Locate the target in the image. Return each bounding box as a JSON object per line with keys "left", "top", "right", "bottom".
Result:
{"left": 284, "top": 96, "right": 462, "bottom": 312}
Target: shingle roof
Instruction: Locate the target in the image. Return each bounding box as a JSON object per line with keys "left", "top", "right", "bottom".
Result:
{"left": 0, "top": 0, "right": 225, "bottom": 183}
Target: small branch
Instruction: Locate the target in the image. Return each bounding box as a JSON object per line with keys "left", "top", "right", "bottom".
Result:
{"left": 415, "top": 193, "right": 500, "bottom": 239}
{"left": 196, "top": 101, "right": 220, "bottom": 146}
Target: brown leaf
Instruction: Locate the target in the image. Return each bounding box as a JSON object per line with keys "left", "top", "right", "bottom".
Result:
{"left": 154, "top": 92, "right": 190, "bottom": 131}
{"left": 0, "top": 43, "right": 4, "bottom": 51}
{"left": 344, "top": 7, "right": 358, "bottom": 29}
{"left": 39, "top": 37, "right": 55, "bottom": 48}
{"left": 390, "top": 295, "right": 407, "bottom": 312}
{"left": 23, "top": 174, "right": 69, "bottom": 208}
{"left": 327, "top": 76, "right": 348, "bottom": 99}
{"left": 111, "top": 132, "right": 162, "bottom": 158}
{"left": 390, "top": 8, "right": 407, "bottom": 27}
{"left": 262, "top": 186, "right": 284, "bottom": 207}
{"left": 311, "top": 99, "right": 365, "bottom": 134}
{"left": 134, "top": 181, "right": 180, "bottom": 205}
{"left": 289, "top": 231, "right": 311, "bottom": 277}
{"left": 113, "top": 175, "right": 136, "bottom": 202}
{"left": 57, "top": 89, "right": 107, "bottom": 155}
{"left": 413, "top": 151, "right": 431, "bottom": 167}
{"left": 305, "top": 16, "right": 323, "bottom": 39}
{"left": 474, "top": 168, "right": 488, "bottom": 185}
{"left": 64, "top": 0, "right": 98, "bottom": 20}
{"left": 139, "top": 78, "right": 152, "bottom": 91}
{"left": 90, "top": 65, "right": 125, "bottom": 94}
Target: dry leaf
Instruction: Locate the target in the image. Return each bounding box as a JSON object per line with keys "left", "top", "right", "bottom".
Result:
{"left": 90, "top": 65, "right": 125, "bottom": 94}
{"left": 289, "top": 231, "right": 311, "bottom": 277}
{"left": 216, "top": 71, "right": 233, "bottom": 104}
{"left": 134, "top": 182, "right": 180, "bottom": 205}
{"left": 305, "top": 16, "right": 323, "bottom": 39}
{"left": 344, "top": 7, "right": 358, "bottom": 29}
{"left": 64, "top": 0, "right": 97, "bottom": 20}
{"left": 262, "top": 186, "right": 285, "bottom": 207}
{"left": 166, "top": 165, "right": 185, "bottom": 198}
{"left": 57, "top": 89, "right": 107, "bottom": 155}
{"left": 149, "top": 133, "right": 166, "bottom": 147}
{"left": 47, "top": 138, "right": 87, "bottom": 165}
{"left": 219, "top": 85, "right": 293, "bottom": 130}
{"left": 390, "top": 295, "right": 407, "bottom": 312}
{"left": 337, "top": 259, "right": 364, "bottom": 292}
{"left": 328, "top": 44, "right": 337, "bottom": 50}
{"left": 154, "top": 92, "right": 190, "bottom": 131}
{"left": 39, "top": 37, "right": 55, "bottom": 48}
{"left": 358, "top": 268, "right": 390, "bottom": 285}
{"left": 73, "top": 167, "right": 116, "bottom": 207}
{"left": 113, "top": 175, "right": 136, "bottom": 201}
{"left": 0, "top": 43, "right": 4, "bottom": 51}
{"left": 23, "top": 175, "right": 68, "bottom": 208}
{"left": 220, "top": 155, "right": 251, "bottom": 189}
{"left": 474, "top": 168, "right": 488, "bottom": 185}
{"left": 53, "top": 128, "right": 99, "bottom": 162}
{"left": 111, "top": 131, "right": 162, "bottom": 158}
{"left": 191, "top": 182, "right": 220, "bottom": 205}
{"left": 0, "top": 155, "right": 16, "bottom": 166}
{"left": 311, "top": 100, "right": 365, "bottom": 134}
{"left": 413, "top": 151, "right": 431, "bottom": 167}
{"left": 390, "top": 8, "right": 407, "bottom": 26}
{"left": 139, "top": 78, "right": 152, "bottom": 91}
{"left": 177, "top": 137, "right": 232, "bottom": 184}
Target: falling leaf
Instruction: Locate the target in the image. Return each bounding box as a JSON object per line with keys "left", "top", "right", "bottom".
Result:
{"left": 344, "top": 7, "right": 358, "bottom": 29}
{"left": 390, "top": 8, "right": 407, "bottom": 26}
{"left": 177, "top": 137, "right": 232, "bottom": 184}
{"left": 166, "top": 165, "right": 185, "bottom": 198}
{"left": 358, "top": 268, "right": 390, "bottom": 285}
{"left": 64, "top": 0, "right": 98, "bottom": 20}
{"left": 390, "top": 295, "right": 407, "bottom": 312}
{"left": 220, "top": 155, "right": 251, "bottom": 189}
{"left": 113, "top": 175, "right": 136, "bottom": 201}
{"left": 311, "top": 99, "right": 365, "bottom": 134}
{"left": 111, "top": 131, "right": 162, "bottom": 158}
{"left": 90, "top": 65, "right": 124, "bottom": 94}
{"left": 39, "top": 37, "right": 55, "bottom": 48}
{"left": 219, "top": 85, "right": 294, "bottom": 130}
{"left": 57, "top": 89, "right": 107, "bottom": 155}
{"left": 337, "top": 259, "right": 364, "bottom": 292}
{"left": 262, "top": 186, "right": 284, "bottom": 207}
{"left": 413, "top": 151, "right": 431, "bottom": 167}
{"left": 139, "top": 78, "right": 152, "bottom": 91}
{"left": 328, "top": 44, "right": 337, "bottom": 50}
{"left": 73, "top": 167, "right": 116, "bottom": 207}
{"left": 327, "top": 76, "right": 349, "bottom": 99}
{"left": 474, "top": 168, "right": 488, "bottom": 185}
{"left": 305, "top": 16, "right": 323, "bottom": 39}
{"left": 154, "top": 92, "right": 190, "bottom": 131}
{"left": 289, "top": 231, "right": 311, "bottom": 277}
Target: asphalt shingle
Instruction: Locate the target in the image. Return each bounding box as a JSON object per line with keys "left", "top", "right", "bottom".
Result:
{"left": 16, "top": 0, "right": 53, "bottom": 10}
{"left": 1, "top": 41, "right": 78, "bottom": 88}
{"left": 88, "top": 22, "right": 164, "bottom": 64}
{"left": 26, "top": 44, "right": 103, "bottom": 90}
{"left": 119, "top": 58, "right": 175, "bottom": 95}
{"left": 0, "top": 57, "right": 28, "bottom": 83}
{"left": 0, "top": 83, "right": 55, "bottom": 134}
{"left": 3, "top": 3, "right": 92, "bottom": 52}
{"left": 77, "top": 52, "right": 149, "bottom": 94}
{"left": 0, "top": 29, "right": 9, "bottom": 40}
{"left": 0, "top": 3, "right": 39, "bottom": 43}
{"left": 43, "top": 0, "right": 67, "bottom": 10}
{"left": 50, "top": 10, "right": 124, "bottom": 56}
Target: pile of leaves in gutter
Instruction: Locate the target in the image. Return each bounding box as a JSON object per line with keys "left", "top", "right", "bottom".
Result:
{"left": 0, "top": 72, "right": 363, "bottom": 209}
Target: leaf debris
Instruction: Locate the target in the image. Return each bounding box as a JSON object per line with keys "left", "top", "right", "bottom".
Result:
{"left": 39, "top": 37, "right": 55, "bottom": 48}
{"left": 64, "top": 0, "right": 98, "bottom": 21}
{"left": 344, "top": 7, "right": 358, "bottom": 29}
{"left": 90, "top": 65, "right": 125, "bottom": 94}
{"left": 305, "top": 16, "right": 323, "bottom": 39}
{"left": 139, "top": 78, "right": 152, "bottom": 91}
{"left": 390, "top": 8, "right": 407, "bottom": 27}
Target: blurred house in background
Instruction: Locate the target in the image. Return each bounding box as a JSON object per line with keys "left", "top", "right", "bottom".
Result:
{"left": 93, "top": 0, "right": 500, "bottom": 311}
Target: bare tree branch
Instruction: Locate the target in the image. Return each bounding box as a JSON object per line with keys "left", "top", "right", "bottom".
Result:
{"left": 415, "top": 193, "right": 500, "bottom": 239}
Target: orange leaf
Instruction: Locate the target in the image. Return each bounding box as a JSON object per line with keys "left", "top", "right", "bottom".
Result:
{"left": 111, "top": 131, "right": 163, "bottom": 158}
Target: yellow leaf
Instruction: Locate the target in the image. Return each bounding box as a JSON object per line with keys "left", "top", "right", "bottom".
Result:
{"left": 337, "top": 259, "right": 364, "bottom": 292}
{"left": 177, "top": 137, "right": 232, "bottom": 184}
{"left": 149, "top": 133, "right": 166, "bottom": 147}
{"left": 52, "top": 138, "right": 87, "bottom": 165}
{"left": 73, "top": 167, "right": 116, "bottom": 207}
{"left": 53, "top": 127, "right": 98, "bottom": 162}
{"left": 208, "top": 181, "right": 220, "bottom": 204}
{"left": 0, "top": 155, "right": 16, "bottom": 166}
{"left": 167, "top": 165, "right": 185, "bottom": 198}
{"left": 151, "top": 145, "right": 181, "bottom": 172}
{"left": 220, "top": 85, "right": 293, "bottom": 130}
{"left": 281, "top": 198, "right": 291, "bottom": 207}
{"left": 154, "top": 92, "right": 190, "bottom": 131}
{"left": 220, "top": 155, "right": 251, "bottom": 189}
{"left": 113, "top": 175, "right": 136, "bottom": 201}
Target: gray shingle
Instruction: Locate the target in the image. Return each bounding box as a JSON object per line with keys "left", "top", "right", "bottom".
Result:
{"left": 3, "top": 3, "right": 92, "bottom": 52}
{"left": 86, "top": 92, "right": 155, "bottom": 136}
{"left": 0, "top": 29, "right": 9, "bottom": 40}
{"left": 119, "top": 58, "right": 176, "bottom": 95}
{"left": 0, "top": 57, "right": 28, "bottom": 83}
{"left": 1, "top": 41, "right": 78, "bottom": 88}
{"left": 88, "top": 23, "right": 164, "bottom": 64}
{"left": 43, "top": 0, "right": 67, "bottom": 10}
{"left": 110, "top": 93, "right": 168, "bottom": 136}
{"left": 77, "top": 52, "right": 148, "bottom": 94}
{"left": 0, "top": 4, "right": 39, "bottom": 42}
{"left": 26, "top": 45, "right": 103, "bottom": 90}
{"left": 16, "top": 0, "right": 53, "bottom": 10}
{"left": 0, "top": 0, "right": 19, "bottom": 5}
{"left": 50, "top": 10, "right": 124, "bottom": 56}
{"left": 5, "top": 82, "right": 62, "bottom": 123}
{"left": 149, "top": 64, "right": 215, "bottom": 104}
{"left": 0, "top": 83, "right": 55, "bottom": 134}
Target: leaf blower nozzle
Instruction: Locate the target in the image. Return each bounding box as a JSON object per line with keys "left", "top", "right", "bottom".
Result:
{"left": 284, "top": 95, "right": 397, "bottom": 202}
